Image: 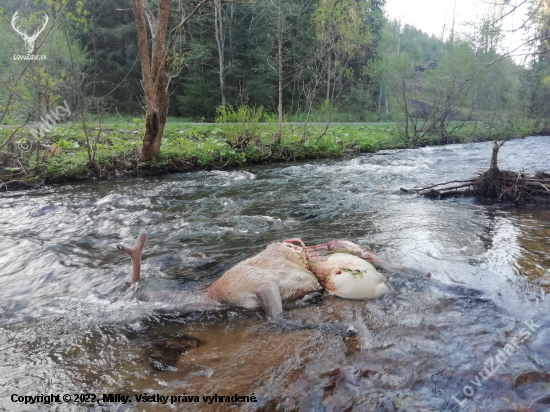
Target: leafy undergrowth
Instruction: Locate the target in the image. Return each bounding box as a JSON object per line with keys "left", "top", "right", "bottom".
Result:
{"left": 0, "top": 121, "right": 540, "bottom": 190}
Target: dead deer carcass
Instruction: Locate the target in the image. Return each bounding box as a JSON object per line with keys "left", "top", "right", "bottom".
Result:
{"left": 117, "top": 235, "right": 427, "bottom": 335}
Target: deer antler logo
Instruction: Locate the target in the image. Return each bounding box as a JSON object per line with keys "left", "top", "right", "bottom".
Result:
{"left": 11, "top": 11, "right": 49, "bottom": 54}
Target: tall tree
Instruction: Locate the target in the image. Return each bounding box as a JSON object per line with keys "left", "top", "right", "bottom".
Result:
{"left": 310, "top": 0, "right": 372, "bottom": 128}
{"left": 213, "top": 0, "right": 227, "bottom": 106}
{"left": 276, "top": 0, "right": 283, "bottom": 143}
{"left": 132, "top": 0, "right": 216, "bottom": 161}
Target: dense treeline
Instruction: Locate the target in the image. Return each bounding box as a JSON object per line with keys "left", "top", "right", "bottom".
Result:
{"left": 2, "top": 0, "right": 550, "bottom": 187}
{"left": 2, "top": 0, "right": 550, "bottom": 133}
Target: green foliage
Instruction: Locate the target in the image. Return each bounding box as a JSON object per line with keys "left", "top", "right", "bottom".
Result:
{"left": 215, "top": 104, "right": 264, "bottom": 147}
{"left": 176, "top": 70, "right": 218, "bottom": 120}
{"left": 312, "top": 0, "right": 371, "bottom": 53}
{"left": 0, "top": 119, "right": 540, "bottom": 186}
{"left": 379, "top": 16, "right": 529, "bottom": 144}
{"left": 215, "top": 104, "right": 264, "bottom": 124}
{"left": 524, "top": 60, "right": 550, "bottom": 129}
{"left": 168, "top": 0, "right": 385, "bottom": 122}
{"left": 0, "top": 0, "right": 542, "bottom": 152}
{"left": 45, "top": 151, "right": 88, "bottom": 178}
{"left": 0, "top": 0, "right": 88, "bottom": 124}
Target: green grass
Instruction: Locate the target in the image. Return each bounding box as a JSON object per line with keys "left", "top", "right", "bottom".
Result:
{"left": 0, "top": 120, "right": 542, "bottom": 188}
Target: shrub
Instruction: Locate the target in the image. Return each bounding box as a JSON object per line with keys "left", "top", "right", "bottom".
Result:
{"left": 215, "top": 104, "right": 264, "bottom": 149}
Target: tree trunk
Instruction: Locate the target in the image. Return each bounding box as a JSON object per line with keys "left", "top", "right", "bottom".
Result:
{"left": 276, "top": 0, "right": 283, "bottom": 145}
{"left": 133, "top": 0, "right": 211, "bottom": 161}
{"left": 450, "top": 0, "right": 457, "bottom": 44}
{"left": 325, "top": 54, "right": 331, "bottom": 101}
{"left": 384, "top": 86, "right": 389, "bottom": 117}
{"left": 214, "top": 0, "right": 226, "bottom": 106}
{"left": 133, "top": 0, "right": 169, "bottom": 161}
{"left": 35, "top": 61, "right": 41, "bottom": 123}
{"left": 377, "top": 82, "right": 382, "bottom": 115}
{"left": 229, "top": 3, "right": 233, "bottom": 56}
{"left": 141, "top": 75, "right": 168, "bottom": 161}
{"left": 490, "top": 140, "right": 504, "bottom": 173}
{"left": 477, "top": 140, "right": 505, "bottom": 198}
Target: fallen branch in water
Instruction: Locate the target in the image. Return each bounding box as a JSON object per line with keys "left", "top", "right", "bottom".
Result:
{"left": 401, "top": 141, "right": 550, "bottom": 203}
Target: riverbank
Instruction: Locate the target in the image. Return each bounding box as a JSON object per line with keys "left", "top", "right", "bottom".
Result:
{"left": 0, "top": 121, "right": 541, "bottom": 191}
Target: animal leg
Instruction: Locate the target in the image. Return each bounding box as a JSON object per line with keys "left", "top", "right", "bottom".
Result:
{"left": 116, "top": 233, "right": 147, "bottom": 284}
{"left": 255, "top": 285, "right": 355, "bottom": 337}
{"left": 255, "top": 283, "right": 284, "bottom": 322}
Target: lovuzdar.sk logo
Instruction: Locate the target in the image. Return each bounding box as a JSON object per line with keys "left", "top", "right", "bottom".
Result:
{"left": 11, "top": 11, "right": 48, "bottom": 60}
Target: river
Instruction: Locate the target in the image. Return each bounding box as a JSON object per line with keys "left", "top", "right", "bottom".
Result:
{"left": 1, "top": 136, "right": 549, "bottom": 411}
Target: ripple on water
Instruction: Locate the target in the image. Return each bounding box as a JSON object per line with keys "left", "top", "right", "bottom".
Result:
{"left": 0, "top": 136, "right": 549, "bottom": 410}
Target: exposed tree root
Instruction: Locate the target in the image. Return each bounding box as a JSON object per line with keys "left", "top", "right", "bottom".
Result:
{"left": 401, "top": 141, "right": 550, "bottom": 203}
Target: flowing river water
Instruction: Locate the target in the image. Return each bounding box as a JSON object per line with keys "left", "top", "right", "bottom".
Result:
{"left": 1, "top": 137, "right": 549, "bottom": 412}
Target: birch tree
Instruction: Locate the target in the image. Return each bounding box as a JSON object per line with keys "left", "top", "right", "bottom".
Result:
{"left": 309, "top": 0, "right": 371, "bottom": 130}
{"left": 213, "top": 0, "right": 227, "bottom": 106}
{"left": 263, "top": 0, "right": 310, "bottom": 144}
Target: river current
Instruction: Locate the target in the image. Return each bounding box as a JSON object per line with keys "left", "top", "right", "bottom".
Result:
{"left": 0, "top": 137, "right": 549, "bottom": 411}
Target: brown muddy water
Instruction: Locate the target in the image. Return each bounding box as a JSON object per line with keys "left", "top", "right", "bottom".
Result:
{"left": 0, "top": 137, "right": 549, "bottom": 412}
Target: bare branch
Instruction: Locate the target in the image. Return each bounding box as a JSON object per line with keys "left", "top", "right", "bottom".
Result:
{"left": 0, "top": 114, "right": 32, "bottom": 151}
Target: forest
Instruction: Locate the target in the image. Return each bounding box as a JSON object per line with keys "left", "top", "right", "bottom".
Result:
{"left": 1, "top": 0, "right": 550, "bottom": 187}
